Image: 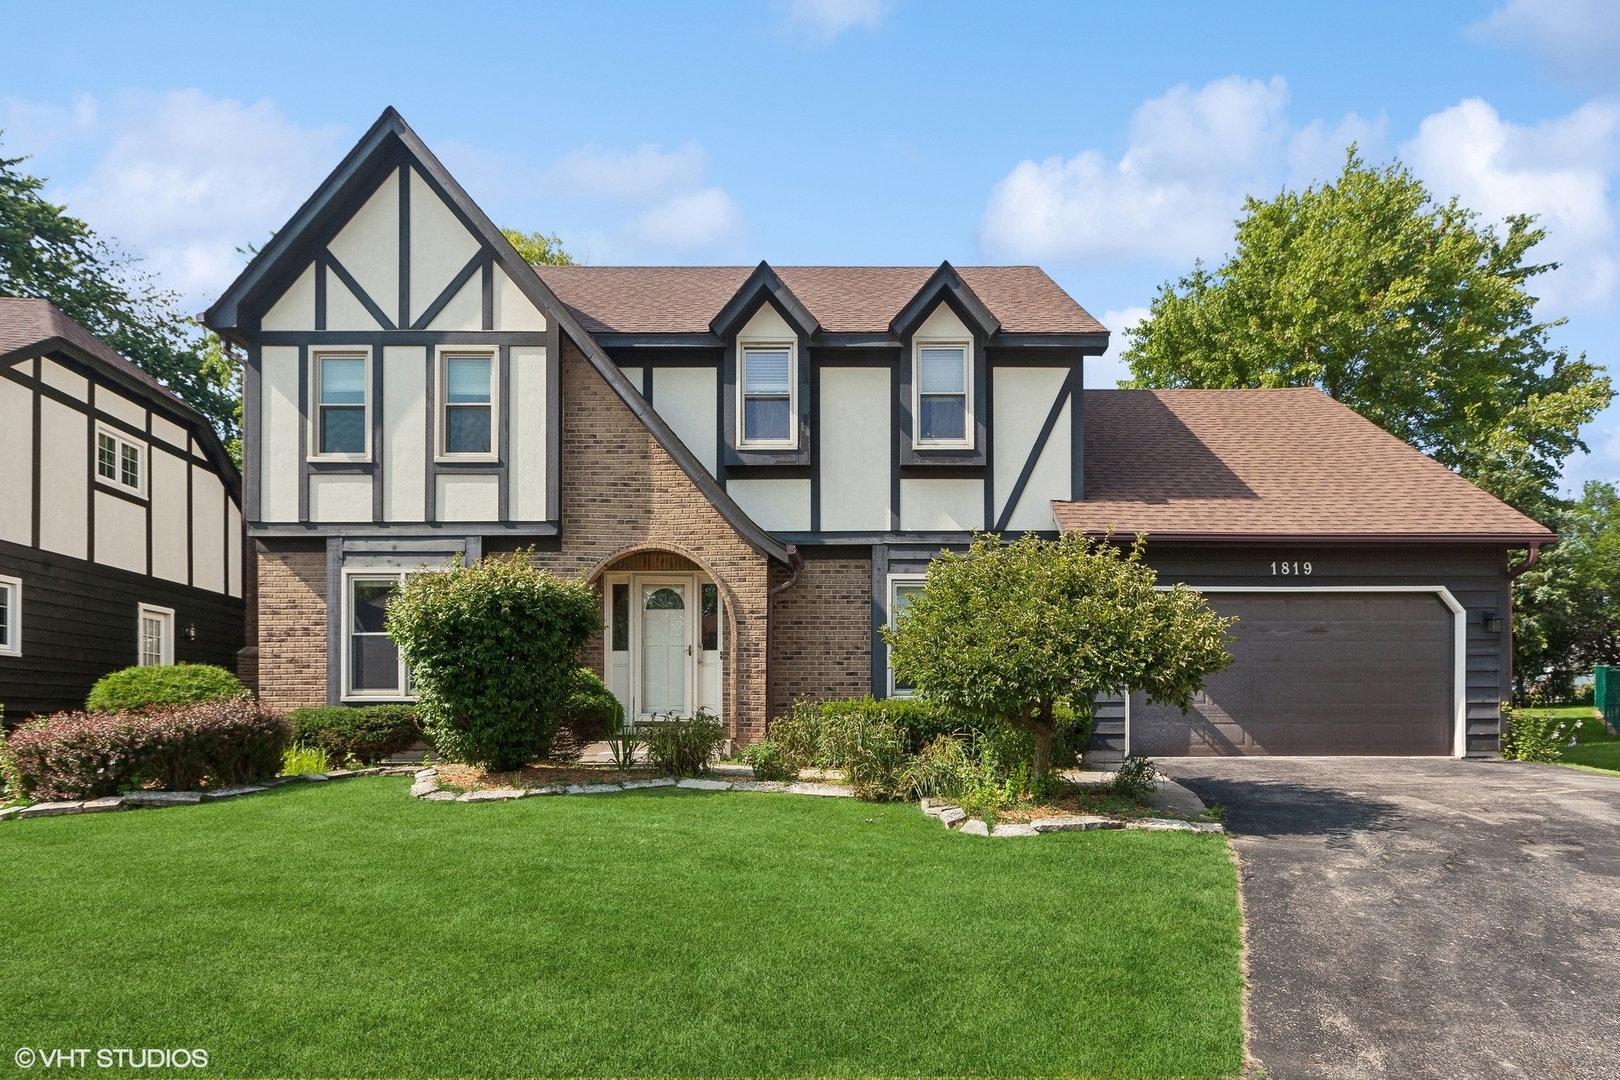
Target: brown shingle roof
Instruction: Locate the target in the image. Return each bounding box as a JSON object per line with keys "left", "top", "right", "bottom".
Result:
{"left": 0, "top": 297, "right": 197, "bottom": 417}
{"left": 1055, "top": 388, "right": 1554, "bottom": 544}
{"left": 533, "top": 264, "right": 1105, "bottom": 335}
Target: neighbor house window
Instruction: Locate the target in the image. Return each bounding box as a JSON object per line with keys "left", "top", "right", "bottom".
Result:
{"left": 438, "top": 351, "right": 497, "bottom": 458}
{"left": 314, "top": 353, "right": 369, "bottom": 457}
{"left": 0, "top": 575, "right": 20, "bottom": 657}
{"left": 738, "top": 344, "right": 795, "bottom": 448}
{"left": 887, "top": 575, "right": 926, "bottom": 697}
{"left": 95, "top": 424, "right": 145, "bottom": 497}
{"left": 137, "top": 604, "right": 174, "bottom": 667}
{"left": 914, "top": 344, "right": 970, "bottom": 446}
{"left": 345, "top": 573, "right": 411, "bottom": 699}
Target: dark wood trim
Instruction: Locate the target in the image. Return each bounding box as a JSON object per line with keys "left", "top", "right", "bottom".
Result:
{"left": 982, "top": 346, "right": 996, "bottom": 529}
{"left": 889, "top": 359, "right": 901, "bottom": 531}
{"left": 870, "top": 543, "right": 888, "bottom": 698}
{"left": 85, "top": 382, "right": 97, "bottom": 565}
{"left": 325, "top": 536, "right": 342, "bottom": 704}
{"left": 185, "top": 448, "right": 195, "bottom": 588}
{"left": 480, "top": 256, "right": 494, "bottom": 331}
{"left": 145, "top": 407, "right": 154, "bottom": 578}
{"left": 249, "top": 521, "right": 558, "bottom": 539}
{"left": 371, "top": 334, "right": 386, "bottom": 524}
{"left": 993, "top": 376, "right": 1073, "bottom": 532}
{"left": 257, "top": 329, "right": 548, "bottom": 346}
{"left": 723, "top": 464, "right": 811, "bottom": 480}
{"left": 243, "top": 345, "right": 261, "bottom": 522}
{"left": 297, "top": 345, "right": 311, "bottom": 522}
{"left": 29, "top": 358, "right": 40, "bottom": 550}
{"left": 497, "top": 343, "right": 511, "bottom": 523}
{"left": 545, "top": 321, "right": 561, "bottom": 524}
{"left": 314, "top": 259, "right": 327, "bottom": 331}
{"left": 422, "top": 348, "right": 436, "bottom": 522}
{"left": 92, "top": 481, "right": 151, "bottom": 509}
{"left": 409, "top": 251, "right": 484, "bottom": 331}
{"left": 325, "top": 252, "right": 397, "bottom": 330}
{"left": 1071, "top": 365, "right": 1084, "bottom": 501}
{"left": 397, "top": 163, "right": 411, "bottom": 329}
{"left": 809, "top": 357, "right": 822, "bottom": 531}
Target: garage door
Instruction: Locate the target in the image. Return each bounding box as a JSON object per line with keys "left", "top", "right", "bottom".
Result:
{"left": 1131, "top": 591, "right": 1455, "bottom": 756}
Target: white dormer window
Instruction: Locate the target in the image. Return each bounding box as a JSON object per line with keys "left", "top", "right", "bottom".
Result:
{"left": 95, "top": 424, "right": 146, "bottom": 497}
{"left": 738, "top": 344, "right": 796, "bottom": 448}
{"left": 914, "top": 343, "right": 971, "bottom": 447}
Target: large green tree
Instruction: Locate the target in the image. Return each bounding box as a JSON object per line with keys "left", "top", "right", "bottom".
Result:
{"left": 1123, "top": 151, "right": 1611, "bottom": 522}
{"left": 1513, "top": 481, "right": 1620, "bottom": 700}
{"left": 0, "top": 144, "right": 238, "bottom": 445}
{"left": 500, "top": 228, "right": 574, "bottom": 266}
{"left": 885, "top": 532, "right": 1234, "bottom": 777}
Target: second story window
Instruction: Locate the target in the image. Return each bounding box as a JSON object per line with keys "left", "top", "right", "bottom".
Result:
{"left": 95, "top": 424, "right": 145, "bottom": 497}
{"left": 915, "top": 344, "right": 970, "bottom": 447}
{"left": 739, "top": 345, "right": 795, "bottom": 448}
{"left": 440, "top": 353, "right": 495, "bottom": 457}
{"left": 315, "top": 353, "right": 368, "bottom": 457}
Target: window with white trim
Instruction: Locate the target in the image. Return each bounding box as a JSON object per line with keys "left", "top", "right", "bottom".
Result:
{"left": 95, "top": 424, "right": 146, "bottom": 497}
{"left": 914, "top": 343, "right": 971, "bottom": 447}
{"left": 137, "top": 604, "right": 174, "bottom": 667}
{"left": 887, "top": 574, "right": 927, "bottom": 697}
{"left": 738, "top": 344, "right": 796, "bottom": 448}
{"left": 312, "top": 352, "right": 369, "bottom": 458}
{"left": 0, "top": 575, "right": 21, "bottom": 657}
{"left": 437, "top": 351, "right": 497, "bottom": 458}
{"left": 345, "top": 573, "right": 413, "bottom": 700}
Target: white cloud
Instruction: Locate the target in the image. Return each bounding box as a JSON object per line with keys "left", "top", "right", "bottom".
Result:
{"left": 2, "top": 93, "right": 99, "bottom": 156}
{"left": 34, "top": 90, "right": 344, "bottom": 312}
{"left": 622, "top": 187, "right": 743, "bottom": 252}
{"left": 1087, "top": 307, "right": 1148, "bottom": 389}
{"left": 1402, "top": 97, "right": 1620, "bottom": 313}
{"left": 1287, "top": 112, "right": 1388, "bottom": 188}
{"left": 782, "top": 0, "right": 894, "bottom": 42}
{"left": 1470, "top": 0, "right": 1620, "bottom": 91}
{"left": 979, "top": 76, "right": 1293, "bottom": 264}
{"left": 544, "top": 142, "right": 708, "bottom": 203}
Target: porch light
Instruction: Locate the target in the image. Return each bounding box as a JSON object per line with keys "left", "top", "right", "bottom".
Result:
{"left": 1483, "top": 612, "right": 1503, "bottom": 634}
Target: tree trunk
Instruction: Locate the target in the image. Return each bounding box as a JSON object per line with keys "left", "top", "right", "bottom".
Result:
{"left": 1029, "top": 699, "right": 1057, "bottom": 779}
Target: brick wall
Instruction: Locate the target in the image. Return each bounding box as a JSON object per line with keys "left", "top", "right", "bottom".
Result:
{"left": 770, "top": 558, "right": 873, "bottom": 716}
{"left": 255, "top": 545, "right": 326, "bottom": 710}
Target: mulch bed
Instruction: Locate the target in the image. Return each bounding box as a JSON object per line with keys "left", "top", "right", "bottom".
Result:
{"left": 434, "top": 762, "right": 654, "bottom": 792}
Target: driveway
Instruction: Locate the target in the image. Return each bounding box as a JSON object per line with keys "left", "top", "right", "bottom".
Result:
{"left": 1155, "top": 757, "right": 1620, "bottom": 1080}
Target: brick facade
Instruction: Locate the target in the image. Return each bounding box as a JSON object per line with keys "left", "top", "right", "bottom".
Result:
{"left": 770, "top": 558, "right": 873, "bottom": 716}
{"left": 255, "top": 546, "right": 326, "bottom": 710}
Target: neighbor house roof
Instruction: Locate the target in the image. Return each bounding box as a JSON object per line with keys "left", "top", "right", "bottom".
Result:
{"left": 534, "top": 264, "right": 1106, "bottom": 336}
{"left": 1055, "top": 388, "right": 1554, "bottom": 545}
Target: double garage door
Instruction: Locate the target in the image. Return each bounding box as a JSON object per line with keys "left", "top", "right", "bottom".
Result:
{"left": 1131, "top": 591, "right": 1457, "bottom": 756}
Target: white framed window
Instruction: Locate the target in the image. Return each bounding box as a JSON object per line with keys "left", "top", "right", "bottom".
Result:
{"left": 913, "top": 342, "right": 972, "bottom": 448}
{"left": 435, "top": 348, "right": 499, "bottom": 460}
{"left": 737, "top": 343, "right": 797, "bottom": 449}
{"left": 343, "top": 571, "right": 413, "bottom": 701}
{"left": 310, "top": 351, "right": 371, "bottom": 460}
{"left": 137, "top": 604, "right": 174, "bottom": 667}
{"left": 0, "top": 575, "right": 21, "bottom": 658}
{"left": 95, "top": 423, "right": 146, "bottom": 498}
{"left": 886, "top": 573, "right": 927, "bottom": 698}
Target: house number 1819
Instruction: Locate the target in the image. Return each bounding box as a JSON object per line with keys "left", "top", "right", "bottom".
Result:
{"left": 1271, "top": 561, "right": 1312, "bottom": 576}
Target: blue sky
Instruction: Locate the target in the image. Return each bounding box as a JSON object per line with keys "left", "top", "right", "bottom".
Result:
{"left": 4, "top": 0, "right": 1619, "bottom": 490}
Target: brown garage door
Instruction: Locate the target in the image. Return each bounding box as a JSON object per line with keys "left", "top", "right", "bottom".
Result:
{"left": 1131, "top": 591, "right": 1455, "bottom": 756}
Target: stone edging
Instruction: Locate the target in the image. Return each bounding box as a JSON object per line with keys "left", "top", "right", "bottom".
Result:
{"left": 409, "top": 768, "right": 854, "bottom": 801}
{"left": 921, "top": 798, "right": 1225, "bottom": 836}
{"left": 0, "top": 767, "right": 420, "bottom": 821}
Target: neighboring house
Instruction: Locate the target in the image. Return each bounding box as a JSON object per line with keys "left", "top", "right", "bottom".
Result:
{"left": 0, "top": 300, "right": 246, "bottom": 717}
{"left": 205, "top": 109, "right": 1551, "bottom": 759}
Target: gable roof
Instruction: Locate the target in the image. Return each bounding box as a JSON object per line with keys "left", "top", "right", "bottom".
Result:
{"left": 535, "top": 264, "right": 1107, "bottom": 337}
{"left": 1054, "top": 388, "right": 1554, "bottom": 545}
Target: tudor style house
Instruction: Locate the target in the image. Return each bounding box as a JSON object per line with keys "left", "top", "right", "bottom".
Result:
{"left": 0, "top": 300, "right": 246, "bottom": 717}
{"left": 207, "top": 108, "right": 1551, "bottom": 760}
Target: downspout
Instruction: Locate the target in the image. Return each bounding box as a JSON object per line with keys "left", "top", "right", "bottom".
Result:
{"left": 763, "top": 544, "right": 805, "bottom": 737}
{"left": 1507, "top": 542, "right": 1542, "bottom": 581}
{"left": 1505, "top": 541, "right": 1545, "bottom": 706}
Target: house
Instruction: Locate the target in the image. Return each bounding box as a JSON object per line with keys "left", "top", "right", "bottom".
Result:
{"left": 204, "top": 108, "right": 1551, "bottom": 759}
{"left": 0, "top": 300, "right": 247, "bottom": 717}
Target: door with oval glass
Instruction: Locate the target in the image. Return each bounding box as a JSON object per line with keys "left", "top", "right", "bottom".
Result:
{"left": 638, "top": 579, "right": 691, "bottom": 722}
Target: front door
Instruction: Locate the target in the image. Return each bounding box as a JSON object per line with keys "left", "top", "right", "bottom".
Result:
{"left": 638, "top": 580, "right": 690, "bottom": 720}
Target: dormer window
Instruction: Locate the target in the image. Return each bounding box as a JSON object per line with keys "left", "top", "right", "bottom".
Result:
{"left": 915, "top": 343, "right": 971, "bottom": 447}
{"left": 738, "top": 344, "right": 796, "bottom": 448}
{"left": 95, "top": 424, "right": 145, "bottom": 497}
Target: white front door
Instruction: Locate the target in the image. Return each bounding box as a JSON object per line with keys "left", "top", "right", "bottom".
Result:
{"left": 638, "top": 580, "right": 690, "bottom": 720}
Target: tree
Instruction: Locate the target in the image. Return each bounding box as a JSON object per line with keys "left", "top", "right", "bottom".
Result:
{"left": 884, "top": 532, "right": 1234, "bottom": 777}
{"left": 500, "top": 228, "right": 574, "bottom": 266}
{"left": 1512, "top": 481, "right": 1620, "bottom": 701}
{"left": 1123, "top": 151, "right": 1611, "bottom": 522}
{"left": 0, "top": 143, "right": 239, "bottom": 444}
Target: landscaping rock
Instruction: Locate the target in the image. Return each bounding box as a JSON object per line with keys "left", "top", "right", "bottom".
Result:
{"left": 1031, "top": 815, "right": 1121, "bottom": 832}
{"left": 921, "top": 801, "right": 958, "bottom": 819}
{"left": 567, "top": 783, "right": 626, "bottom": 794}
{"left": 708, "top": 763, "right": 753, "bottom": 777}
{"left": 0, "top": 806, "right": 19, "bottom": 821}
{"left": 960, "top": 818, "right": 990, "bottom": 836}
{"left": 409, "top": 782, "right": 439, "bottom": 798}
{"left": 20, "top": 801, "right": 83, "bottom": 818}
{"left": 421, "top": 790, "right": 458, "bottom": 801}
{"left": 463, "top": 787, "right": 525, "bottom": 802}
{"left": 302, "top": 773, "right": 331, "bottom": 782}
{"left": 676, "top": 778, "right": 732, "bottom": 791}
{"left": 415, "top": 768, "right": 438, "bottom": 782}
{"left": 785, "top": 782, "right": 852, "bottom": 798}
{"left": 731, "top": 780, "right": 789, "bottom": 793}
{"left": 990, "top": 822, "right": 1040, "bottom": 837}
{"left": 325, "top": 769, "right": 352, "bottom": 779}
{"left": 378, "top": 766, "right": 419, "bottom": 777}
{"left": 523, "top": 784, "right": 569, "bottom": 796}
{"left": 123, "top": 791, "right": 203, "bottom": 807}
{"left": 201, "top": 785, "right": 267, "bottom": 802}
{"left": 1124, "top": 817, "right": 1224, "bottom": 833}
{"left": 938, "top": 807, "right": 967, "bottom": 827}
{"left": 619, "top": 778, "right": 677, "bottom": 790}
{"left": 81, "top": 797, "right": 124, "bottom": 813}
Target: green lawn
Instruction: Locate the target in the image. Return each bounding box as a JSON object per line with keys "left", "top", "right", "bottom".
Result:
{"left": 0, "top": 780, "right": 1243, "bottom": 1079}
{"left": 1516, "top": 705, "right": 1620, "bottom": 774}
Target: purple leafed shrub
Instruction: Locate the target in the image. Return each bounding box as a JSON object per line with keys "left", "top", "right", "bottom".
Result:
{"left": 1, "top": 700, "right": 290, "bottom": 801}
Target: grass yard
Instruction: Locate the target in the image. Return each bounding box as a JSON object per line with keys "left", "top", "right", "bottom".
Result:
{"left": 1516, "top": 705, "right": 1620, "bottom": 774}
{"left": 0, "top": 780, "right": 1243, "bottom": 1079}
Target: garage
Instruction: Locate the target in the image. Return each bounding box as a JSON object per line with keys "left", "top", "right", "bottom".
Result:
{"left": 1129, "top": 590, "right": 1460, "bottom": 757}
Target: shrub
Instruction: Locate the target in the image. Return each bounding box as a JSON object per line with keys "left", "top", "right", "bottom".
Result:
{"left": 86, "top": 663, "right": 249, "bottom": 713}
{"left": 903, "top": 734, "right": 973, "bottom": 801}
{"left": 386, "top": 552, "right": 600, "bottom": 771}
{"left": 766, "top": 700, "right": 909, "bottom": 799}
{"left": 641, "top": 711, "right": 725, "bottom": 776}
{"left": 281, "top": 743, "right": 330, "bottom": 776}
{"left": 1501, "top": 709, "right": 1576, "bottom": 763}
{"left": 559, "top": 668, "right": 623, "bottom": 744}
{"left": 606, "top": 725, "right": 644, "bottom": 770}
{"left": 1111, "top": 755, "right": 1160, "bottom": 805}
{"left": 2, "top": 700, "right": 289, "bottom": 801}
{"left": 286, "top": 705, "right": 421, "bottom": 767}
{"left": 739, "top": 739, "right": 794, "bottom": 781}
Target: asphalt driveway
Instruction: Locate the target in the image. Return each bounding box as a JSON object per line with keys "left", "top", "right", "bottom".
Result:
{"left": 1155, "top": 757, "right": 1620, "bottom": 1080}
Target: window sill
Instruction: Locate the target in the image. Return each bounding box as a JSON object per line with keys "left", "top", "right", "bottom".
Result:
{"left": 93, "top": 476, "right": 148, "bottom": 502}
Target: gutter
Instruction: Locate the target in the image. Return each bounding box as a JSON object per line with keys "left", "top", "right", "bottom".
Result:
{"left": 763, "top": 544, "right": 805, "bottom": 733}
{"left": 1508, "top": 541, "right": 1546, "bottom": 581}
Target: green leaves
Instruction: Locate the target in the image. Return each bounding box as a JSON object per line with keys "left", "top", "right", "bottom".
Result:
{"left": 1514, "top": 481, "right": 1620, "bottom": 699}
{"left": 500, "top": 228, "right": 575, "bottom": 266}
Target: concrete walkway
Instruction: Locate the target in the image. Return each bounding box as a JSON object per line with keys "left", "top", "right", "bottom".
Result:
{"left": 1156, "top": 757, "right": 1620, "bottom": 1080}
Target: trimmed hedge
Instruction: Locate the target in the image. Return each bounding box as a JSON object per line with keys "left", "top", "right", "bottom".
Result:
{"left": 286, "top": 705, "right": 422, "bottom": 767}
{"left": 2, "top": 700, "right": 289, "bottom": 801}
{"left": 86, "top": 664, "right": 250, "bottom": 714}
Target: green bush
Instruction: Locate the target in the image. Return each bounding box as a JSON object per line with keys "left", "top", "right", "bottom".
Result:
{"left": 739, "top": 739, "right": 794, "bottom": 781}
{"left": 286, "top": 705, "right": 421, "bottom": 767}
{"left": 281, "top": 743, "right": 330, "bottom": 776}
{"left": 386, "top": 552, "right": 600, "bottom": 771}
{"left": 86, "top": 664, "right": 249, "bottom": 713}
{"left": 641, "top": 711, "right": 726, "bottom": 777}
{"left": 1112, "top": 755, "right": 1160, "bottom": 804}
{"left": 559, "top": 668, "right": 623, "bottom": 743}
{"left": 1502, "top": 709, "right": 1576, "bottom": 763}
